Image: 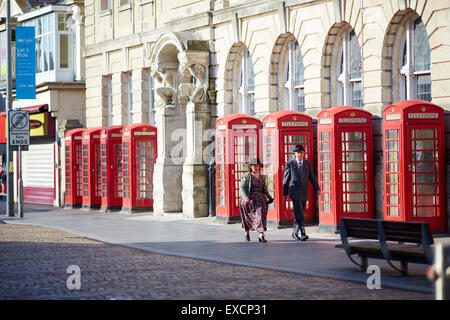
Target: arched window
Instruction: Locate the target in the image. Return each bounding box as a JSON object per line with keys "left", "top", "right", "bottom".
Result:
{"left": 284, "top": 42, "right": 305, "bottom": 111}
{"left": 337, "top": 30, "right": 363, "bottom": 107}
{"left": 238, "top": 50, "right": 255, "bottom": 115}
{"left": 399, "top": 18, "right": 431, "bottom": 101}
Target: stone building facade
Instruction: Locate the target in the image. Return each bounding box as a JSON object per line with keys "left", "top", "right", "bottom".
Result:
{"left": 84, "top": 0, "right": 450, "bottom": 228}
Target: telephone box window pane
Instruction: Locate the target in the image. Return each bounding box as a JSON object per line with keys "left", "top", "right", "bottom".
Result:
{"left": 415, "top": 162, "right": 435, "bottom": 173}
{"left": 345, "top": 162, "right": 364, "bottom": 172}
{"left": 416, "top": 184, "right": 436, "bottom": 195}
{"left": 415, "top": 140, "right": 434, "bottom": 151}
{"left": 388, "top": 196, "right": 400, "bottom": 205}
{"left": 387, "top": 152, "right": 399, "bottom": 162}
{"left": 387, "top": 130, "right": 398, "bottom": 140}
{"left": 347, "top": 203, "right": 365, "bottom": 213}
{"left": 346, "top": 193, "right": 365, "bottom": 203}
{"left": 345, "top": 173, "right": 364, "bottom": 182}
{"left": 416, "top": 195, "right": 436, "bottom": 206}
{"left": 386, "top": 141, "right": 398, "bottom": 150}
{"left": 388, "top": 163, "right": 398, "bottom": 172}
{"left": 388, "top": 206, "right": 400, "bottom": 217}
{"left": 416, "top": 174, "right": 436, "bottom": 184}
{"left": 345, "top": 142, "right": 363, "bottom": 151}
{"left": 345, "top": 132, "right": 363, "bottom": 141}
{"left": 346, "top": 183, "right": 365, "bottom": 192}
{"left": 321, "top": 142, "right": 329, "bottom": 151}
{"left": 388, "top": 184, "right": 399, "bottom": 194}
{"left": 344, "top": 152, "right": 363, "bottom": 162}
{"left": 415, "top": 129, "right": 434, "bottom": 139}
{"left": 320, "top": 153, "right": 330, "bottom": 161}
{"left": 386, "top": 174, "right": 399, "bottom": 183}
{"left": 320, "top": 163, "right": 331, "bottom": 172}
{"left": 322, "top": 203, "right": 331, "bottom": 213}
{"left": 415, "top": 207, "right": 434, "bottom": 218}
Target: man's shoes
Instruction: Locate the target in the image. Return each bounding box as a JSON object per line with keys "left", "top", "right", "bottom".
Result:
{"left": 245, "top": 234, "right": 250, "bottom": 241}
{"left": 291, "top": 232, "right": 301, "bottom": 240}
{"left": 300, "top": 226, "right": 309, "bottom": 241}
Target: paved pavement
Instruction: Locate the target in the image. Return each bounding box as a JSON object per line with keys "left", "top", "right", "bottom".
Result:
{"left": 0, "top": 223, "right": 432, "bottom": 300}
{"left": 2, "top": 201, "right": 448, "bottom": 295}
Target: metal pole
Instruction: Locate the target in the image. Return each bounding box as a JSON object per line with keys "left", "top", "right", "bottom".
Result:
{"left": 6, "top": 0, "right": 14, "bottom": 217}
{"left": 208, "top": 135, "right": 215, "bottom": 217}
{"left": 18, "top": 145, "right": 23, "bottom": 218}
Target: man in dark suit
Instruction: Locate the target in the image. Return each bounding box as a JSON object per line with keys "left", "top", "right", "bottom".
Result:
{"left": 283, "top": 144, "right": 320, "bottom": 241}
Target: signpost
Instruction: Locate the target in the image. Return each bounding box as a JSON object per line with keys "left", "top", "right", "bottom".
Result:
{"left": 4, "top": 8, "right": 35, "bottom": 217}
{"left": 8, "top": 110, "right": 29, "bottom": 218}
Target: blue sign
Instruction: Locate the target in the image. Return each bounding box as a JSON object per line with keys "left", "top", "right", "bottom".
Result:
{"left": 15, "top": 26, "right": 36, "bottom": 99}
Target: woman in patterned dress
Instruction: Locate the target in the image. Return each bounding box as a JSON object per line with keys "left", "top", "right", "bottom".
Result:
{"left": 239, "top": 158, "right": 273, "bottom": 242}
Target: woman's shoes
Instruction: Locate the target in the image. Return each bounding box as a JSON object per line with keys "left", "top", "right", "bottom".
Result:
{"left": 245, "top": 234, "right": 267, "bottom": 242}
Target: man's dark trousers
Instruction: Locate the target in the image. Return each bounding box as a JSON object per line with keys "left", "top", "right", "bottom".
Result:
{"left": 289, "top": 187, "right": 306, "bottom": 236}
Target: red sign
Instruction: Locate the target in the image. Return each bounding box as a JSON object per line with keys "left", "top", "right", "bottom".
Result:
{"left": 30, "top": 119, "right": 42, "bottom": 129}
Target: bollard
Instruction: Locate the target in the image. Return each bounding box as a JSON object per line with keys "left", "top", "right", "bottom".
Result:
{"left": 427, "top": 242, "right": 450, "bottom": 300}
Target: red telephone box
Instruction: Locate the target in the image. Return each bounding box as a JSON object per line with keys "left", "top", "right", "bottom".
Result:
{"left": 100, "top": 126, "right": 123, "bottom": 211}
{"left": 215, "top": 114, "right": 261, "bottom": 223}
{"left": 317, "top": 106, "right": 374, "bottom": 231}
{"left": 121, "top": 123, "right": 157, "bottom": 213}
{"left": 382, "top": 100, "right": 445, "bottom": 231}
{"left": 64, "top": 128, "right": 84, "bottom": 208}
{"left": 262, "top": 110, "right": 315, "bottom": 227}
{"left": 81, "top": 127, "right": 103, "bottom": 209}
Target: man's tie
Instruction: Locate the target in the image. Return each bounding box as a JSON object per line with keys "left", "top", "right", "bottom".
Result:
{"left": 298, "top": 161, "right": 302, "bottom": 183}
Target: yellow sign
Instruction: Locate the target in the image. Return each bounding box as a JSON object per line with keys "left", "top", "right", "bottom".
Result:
{"left": 30, "top": 113, "right": 48, "bottom": 137}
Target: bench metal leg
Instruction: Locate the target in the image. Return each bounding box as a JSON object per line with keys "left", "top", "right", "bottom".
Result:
{"left": 359, "top": 254, "right": 368, "bottom": 271}
{"left": 400, "top": 259, "right": 408, "bottom": 275}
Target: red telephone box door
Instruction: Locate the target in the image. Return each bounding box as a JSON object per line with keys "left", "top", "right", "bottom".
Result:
{"left": 406, "top": 125, "right": 442, "bottom": 222}
{"left": 134, "top": 140, "right": 156, "bottom": 208}
{"left": 215, "top": 132, "right": 227, "bottom": 217}
{"left": 384, "top": 128, "right": 402, "bottom": 220}
{"left": 281, "top": 130, "right": 314, "bottom": 222}
{"left": 318, "top": 129, "right": 334, "bottom": 225}
{"left": 336, "top": 128, "right": 370, "bottom": 219}
{"left": 231, "top": 132, "right": 258, "bottom": 215}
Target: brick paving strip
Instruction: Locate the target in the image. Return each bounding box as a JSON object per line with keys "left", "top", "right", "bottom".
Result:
{"left": 0, "top": 224, "right": 432, "bottom": 300}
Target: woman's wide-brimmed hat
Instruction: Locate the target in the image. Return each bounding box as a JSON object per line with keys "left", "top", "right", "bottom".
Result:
{"left": 249, "top": 158, "right": 261, "bottom": 165}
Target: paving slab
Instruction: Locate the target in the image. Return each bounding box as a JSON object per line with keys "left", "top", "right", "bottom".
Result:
{"left": 0, "top": 201, "right": 440, "bottom": 294}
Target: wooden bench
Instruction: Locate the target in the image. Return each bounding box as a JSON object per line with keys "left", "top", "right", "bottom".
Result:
{"left": 340, "top": 217, "right": 434, "bottom": 275}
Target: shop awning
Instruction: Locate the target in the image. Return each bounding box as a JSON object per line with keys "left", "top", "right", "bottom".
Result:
{"left": 0, "top": 104, "right": 48, "bottom": 117}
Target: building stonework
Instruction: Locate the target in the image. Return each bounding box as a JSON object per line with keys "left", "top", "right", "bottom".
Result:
{"left": 84, "top": 0, "right": 450, "bottom": 228}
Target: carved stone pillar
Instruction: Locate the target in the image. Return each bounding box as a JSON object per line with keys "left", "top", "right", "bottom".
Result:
{"left": 178, "top": 50, "right": 210, "bottom": 218}
{"left": 152, "top": 105, "right": 185, "bottom": 214}
{"left": 151, "top": 62, "right": 186, "bottom": 215}
{"left": 182, "top": 102, "right": 210, "bottom": 217}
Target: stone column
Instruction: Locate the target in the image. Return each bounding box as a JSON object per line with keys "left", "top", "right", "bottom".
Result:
{"left": 178, "top": 49, "right": 210, "bottom": 218}
{"left": 152, "top": 105, "right": 185, "bottom": 214}
{"left": 182, "top": 102, "right": 210, "bottom": 217}
{"left": 151, "top": 63, "right": 185, "bottom": 215}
